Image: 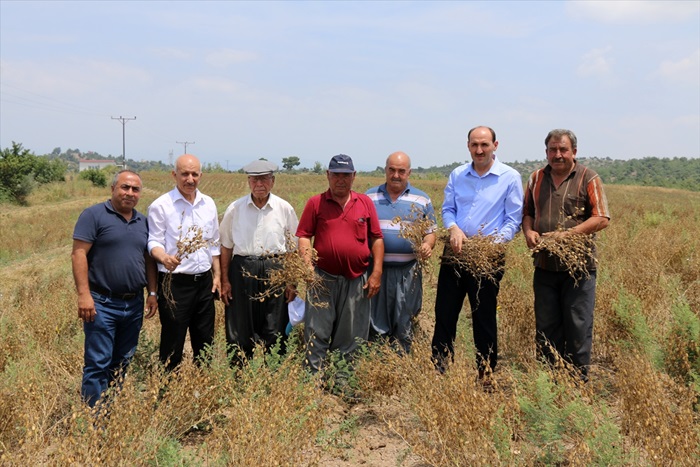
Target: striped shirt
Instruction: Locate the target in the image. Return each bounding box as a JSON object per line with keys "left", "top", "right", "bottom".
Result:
{"left": 366, "top": 183, "right": 437, "bottom": 265}
{"left": 523, "top": 162, "right": 610, "bottom": 271}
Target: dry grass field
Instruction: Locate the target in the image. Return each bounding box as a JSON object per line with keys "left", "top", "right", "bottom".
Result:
{"left": 0, "top": 171, "right": 699, "bottom": 466}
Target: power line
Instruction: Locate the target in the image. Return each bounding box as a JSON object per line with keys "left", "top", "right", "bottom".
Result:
{"left": 176, "top": 141, "right": 195, "bottom": 153}
{"left": 111, "top": 116, "right": 136, "bottom": 169}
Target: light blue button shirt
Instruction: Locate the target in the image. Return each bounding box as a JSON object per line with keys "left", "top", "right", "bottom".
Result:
{"left": 442, "top": 159, "right": 524, "bottom": 242}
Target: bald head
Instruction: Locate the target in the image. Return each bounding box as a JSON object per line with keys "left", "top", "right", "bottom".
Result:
{"left": 172, "top": 154, "right": 202, "bottom": 202}
{"left": 386, "top": 151, "right": 411, "bottom": 169}
{"left": 385, "top": 151, "right": 412, "bottom": 196}
{"left": 175, "top": 154, "right": 201, "bottom": 172}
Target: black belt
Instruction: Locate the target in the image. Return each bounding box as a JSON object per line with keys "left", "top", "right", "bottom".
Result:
{"left": 168, "top": 270, "right": 211, "bottom": 282}
{"left": 90, "top": 284, "right": 140, "bottom": 300}
{"left": 235, "top": 254, "right": 283, "bottom": 261}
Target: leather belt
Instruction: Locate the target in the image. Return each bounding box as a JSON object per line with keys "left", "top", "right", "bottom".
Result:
{"left": 90, "top": 284, "right": 140, "bottom": 300}
{"left": 169, "top": 270, "right": 211, "bottom": 282}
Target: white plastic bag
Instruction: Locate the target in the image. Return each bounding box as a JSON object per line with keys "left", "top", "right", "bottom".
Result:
{"left": 288, "top": 296, "right": 305, "bottom": 326}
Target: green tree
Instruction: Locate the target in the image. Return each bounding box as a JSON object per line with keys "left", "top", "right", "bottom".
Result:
{"left": 312, "top": 161, "right": 324, "bottom": 174}
{"left": 79, "top": 168, "right": 107, "bottom": 187}
{"left": 282, "top": 156, "right": 301, "bottom": 171}
{"left": 0, "top": 142, "right": 66, "bottom": 204}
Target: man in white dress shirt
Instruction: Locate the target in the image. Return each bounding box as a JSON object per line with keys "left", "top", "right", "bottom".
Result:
{"left": 220, "top": 160, "right": 299, "bottom": 364}
{"left": 148, "top": 154, "right": 221, "bottom": 371}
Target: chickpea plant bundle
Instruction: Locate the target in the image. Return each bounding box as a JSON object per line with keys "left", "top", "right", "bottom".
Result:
{"left": 242, "top": 232, "right": 328, "bottom": 307}
{"left": 439, "top": 228, "right": 506, "bottom": 284}
{"left": 529, "top": 206, "right": 596, "bottom": 284}
{"left": 161, "top": 218, "right": 218, "bottom": 307}
{"left": 391, "top": 204, "right": 437, "bottom": 278}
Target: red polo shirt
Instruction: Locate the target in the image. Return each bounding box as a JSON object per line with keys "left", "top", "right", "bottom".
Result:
{"left": 296, "top": 189, "right": 383, "bottom": 279}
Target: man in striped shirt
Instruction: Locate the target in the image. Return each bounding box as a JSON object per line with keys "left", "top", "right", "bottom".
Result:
{"left": 523, "top": 129, "right": 610, "bottom": 380}
{"left": 366, "top": 152, "right": 437, "bottom": 353}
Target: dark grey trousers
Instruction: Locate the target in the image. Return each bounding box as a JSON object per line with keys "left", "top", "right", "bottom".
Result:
{"left": 303, "top": 268, "right": 370, "bottom": 373}
{"left": 534, "top": 267, "right": 597, "bottom": 378}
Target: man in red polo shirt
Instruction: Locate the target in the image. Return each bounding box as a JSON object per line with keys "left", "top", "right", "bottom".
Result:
{"left": 297, "top": 154, "right": 384, "bottom": 373}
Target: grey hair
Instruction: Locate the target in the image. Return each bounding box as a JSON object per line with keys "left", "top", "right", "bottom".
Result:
{"left": 111, "top": 169, "right": 141, "bottom": 187}
{"left": 545, "top": 129, "right": 578, "bottom": 150}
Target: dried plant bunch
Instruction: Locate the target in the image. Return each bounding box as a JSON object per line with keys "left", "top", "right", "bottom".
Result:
{"left": 531, "top": 231, "right": 595, "bottom": 281}
{"left": 391, "top": 203, "right": 437, "bottom": 276}
{"left": 162, "top": 215, "right": 218, "bottom": 307}
{"left": 242, "top": 232, "right": 327, "bottom": 307}
{"left": 439, "top": 227, "right": 506, "bottom": 283}
{"left": 175, "top": 224, "right": 215, "bottom": 261}
{"left": 530, "top": 206, "right": 596, "bottom": 282}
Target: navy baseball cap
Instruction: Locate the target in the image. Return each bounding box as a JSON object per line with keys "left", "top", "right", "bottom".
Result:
{"left": 328, "top": 154, "right": 355, "bottom": 173}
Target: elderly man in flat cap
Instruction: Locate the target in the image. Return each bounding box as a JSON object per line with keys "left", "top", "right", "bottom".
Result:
{"left": 220, "top": 160, "right": 299, "bottom": 364}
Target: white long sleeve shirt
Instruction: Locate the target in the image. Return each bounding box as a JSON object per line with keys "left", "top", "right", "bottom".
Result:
{"left": 147, "top": 187, "right": 221, "bottom": 274}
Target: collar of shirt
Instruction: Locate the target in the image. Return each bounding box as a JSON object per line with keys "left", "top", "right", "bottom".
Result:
{"left": 544, "top": 160, "right": 579, "bottom": 179}
{"left": 172, "top": 187, "right": 203, "bottom": 207}
{"left": 104, "top": 200, "right": 141, "bottom": 222}
{"left": 322, "top": 189, "right": 359, "bottom": 205}
{"left": 378, "top": 182, "right": 411, "bottom": 201}
{"left": 465, "top": 158, "right": 510, "bottom": 178}
{"left": 246, "top": 194, "right": 272, "bottom": 210}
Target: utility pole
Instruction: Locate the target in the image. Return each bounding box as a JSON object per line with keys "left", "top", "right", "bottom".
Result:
{"left": 111, "top": 116, "right": 136, "bottom": 169}
{"left": 176, "top": 141, "right": 195, "bottom": 154}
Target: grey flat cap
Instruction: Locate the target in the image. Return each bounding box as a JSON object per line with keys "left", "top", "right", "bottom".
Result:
{"left": 243, "top": 160, "right": 278, "bottom": 175}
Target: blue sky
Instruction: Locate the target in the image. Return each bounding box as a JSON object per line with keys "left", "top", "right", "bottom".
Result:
{"left": 1, "top": 1, "right": 698, "bottom": 171}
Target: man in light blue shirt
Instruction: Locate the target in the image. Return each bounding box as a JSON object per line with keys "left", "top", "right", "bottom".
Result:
{"left": 432, "top": 126, "right": 523, "bottom": 380}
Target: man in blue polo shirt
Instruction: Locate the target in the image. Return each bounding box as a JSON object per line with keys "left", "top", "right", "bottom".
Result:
{"left": 366, "top": 152, "right": 436, "bottom": 353}
{"left": 72, "top": 170, "right": 158, "bottom": 407}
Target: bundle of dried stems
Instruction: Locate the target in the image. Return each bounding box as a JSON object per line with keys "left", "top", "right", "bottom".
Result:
{"left": 529, "top": 207, "right": 596, "bottom": 284}
{"left": 439, "top": 229, "right": 506, "bottom": 284}
{"left": 531, "top": 232, "right": 595, "bottom": 283}
{"left": 242, "top": 233, "right": 328, "bottom": 307}
{"left": 391, "top": 204, "right": 437, "bottom": 278}
{"left": 161, "top": 222, "right": 217, "bottom": 307}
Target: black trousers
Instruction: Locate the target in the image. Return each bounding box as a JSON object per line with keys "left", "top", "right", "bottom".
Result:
{"left": 158, "top": 271, "right": 215, "bottom": 371}
{"left": 226, "top": 255, "right": 288, "bottom": 363}
{"left": 432, "top": 257, "right": 504, "bottom": 373}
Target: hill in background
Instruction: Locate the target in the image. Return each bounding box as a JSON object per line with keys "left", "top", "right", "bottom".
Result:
{"left": 16, "top": 145, "right": 700, "bottom": 192}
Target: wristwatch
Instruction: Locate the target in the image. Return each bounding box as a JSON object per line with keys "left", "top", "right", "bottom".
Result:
{"left": 149, "top": 291, "right": 157, "bottom": 297}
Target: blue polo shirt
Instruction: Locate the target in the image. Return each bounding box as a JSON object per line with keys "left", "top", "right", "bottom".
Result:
{"left": 366, "top": 183, "right": 437, "bottom": 265}
{"left": 73, "top": 200, "right": 149, "bottom": 294}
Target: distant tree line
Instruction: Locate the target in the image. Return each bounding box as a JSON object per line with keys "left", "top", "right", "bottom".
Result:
{"left": 393, "top": 156, "right": 699, "bottom": 192}
{"left": 1, "top": 143, "right": 699, "bottom": 204}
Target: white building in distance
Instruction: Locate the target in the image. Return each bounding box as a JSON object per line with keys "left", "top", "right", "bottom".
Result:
{"left": 78, "top": 159, "right": 116, "bottom": 172}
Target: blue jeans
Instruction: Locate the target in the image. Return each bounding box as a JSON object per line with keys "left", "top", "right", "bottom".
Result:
{"left": 82, "top": 291, "right": 144, "bottom": 407}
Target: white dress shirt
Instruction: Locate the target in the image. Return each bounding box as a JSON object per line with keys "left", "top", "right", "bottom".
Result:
{"left": 220, "top": 193, "right": 298, "bottom": 256}
{"left": 147, "top": 187, "right": 221, "bottom": 274}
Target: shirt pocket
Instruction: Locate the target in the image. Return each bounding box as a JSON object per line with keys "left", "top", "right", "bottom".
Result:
{"left": 564, "top": 194, "right": 587, "bottom": 220}
{"left": 355, "top": 217, "right": 368, "bottom": 242}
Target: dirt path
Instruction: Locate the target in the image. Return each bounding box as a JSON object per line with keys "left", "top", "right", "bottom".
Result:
{"left": 317, "top": 398, "right": 431, "bottom": 467}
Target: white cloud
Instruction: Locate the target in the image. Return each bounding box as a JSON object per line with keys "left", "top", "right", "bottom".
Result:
{"left": 654, "top": 49, "right": 700, "bottom": 85}
{"left": 148, "top": 47, "right": 193, "bottom": 60}
{"left": 577, "top": 46, "right": 614, "bottom": 78}
{"left": 2, "top": 59, "right": 151, "bottom": 97}
{"left": 204, "top": 49, "right": 258, "bottom": 68}
{"left": 567, "top": 0, "right": 700, "bottom": 24}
